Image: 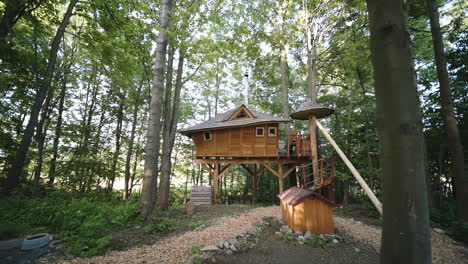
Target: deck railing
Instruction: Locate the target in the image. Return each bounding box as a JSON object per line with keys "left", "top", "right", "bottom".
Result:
{"left": 283, "top": 134, "right": 312, "bottom": 157}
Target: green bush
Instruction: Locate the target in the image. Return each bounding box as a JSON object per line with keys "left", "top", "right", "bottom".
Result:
{"left": 145, "top": 218, "right": 177, "bottom": 234}
{"left": 304, "top": 235, "right": 327, "bottom": 248}
{"left": 0, "top": 191, "right": 140, "bottom": 257}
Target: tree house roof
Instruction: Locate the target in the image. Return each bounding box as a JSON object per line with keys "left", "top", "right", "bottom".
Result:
{"left": 278, "top": 186, "right": 336, "bottom": 207}
{"left": 290, "top": 101, "right": 334, "bottom": 120}
{"left": 180, "top": 105, "right": 290, "bottom": 135}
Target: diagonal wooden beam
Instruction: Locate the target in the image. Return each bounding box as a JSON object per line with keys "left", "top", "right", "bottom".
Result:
{"left": 241, "top": 164, "right": 254, "bottom": 176}
{"left": 262, "top": 163, "right": 281, "bottom": 178}
{"left": 218, "top": 163, "right": 234, "bottom": 179}
{"left": 256, "top": 164, "right": 265, "bottom": 175}
{"left": 201, "top": 163, "right": 214, "bottom": 176}
{"left": 282, "top": 166, "right": 296, "bottom": 179}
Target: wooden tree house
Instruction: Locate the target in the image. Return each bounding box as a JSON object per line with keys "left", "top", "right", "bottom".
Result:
{"left": 180, "top": 105, "right": 313, "bottom": 203}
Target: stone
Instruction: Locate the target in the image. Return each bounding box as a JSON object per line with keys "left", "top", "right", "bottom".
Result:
{"left": 297, "top": 236, "right": 304, "bottom": 241}
{"left": 247, "top": 229, "right": 256, "bottom": 236}
{"left": 286, "top": 228, "right": 292, "bottom": 234}
{"left": 433, "top": 228, "right": 445, "bottom": 234}
{"left": 294, "top": 231, "right": 303, "bottom": 236}
{"left": 228, "top": 238, "right": 238, "bottom": 246}
{"left": 304, "top": 231, "right": 312, "bottom": 239}
{"left": 319, "top": 234, "right": 324, "bottom": 239}
{"left": 216, "top": 241, "right": 224, "bottom": 249}
{"left": 298, "top": 241, "right": 304, "bottom": 245}
{"left": 223, "top": 241, "right": 230, "bottom": 249}
{"left": 186, "top": 201, "right": 195, "bottom": 216}
{"left": 226, "top": 249, "right": 233, "bottom": 255}
{"left": 275, "top": 231, "right": 282, "bottom": 236}
{"left": 354, "top": 247, "right": 360, "bottom": 253}
{"left": 201, "top": 245, "right": 220, "bottom": 252}
{"left": 230, "top": 244, "right": 237, "bottom": 252}
{"left": 332, "top": 239, "right": 339, "bottom": 244}
{"left": 355, "top": 221, "right": 363, "bottom": 225}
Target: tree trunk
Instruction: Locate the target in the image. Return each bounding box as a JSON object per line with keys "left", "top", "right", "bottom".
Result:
{"left": 306, "top": 26, "right": 318, "bottom": 102}
{"left": 140, "top": 0, "right": 173, "bottom": 217}
{"left": 2, "top": 0, "right": 77, "bottom": 196}
{"left": 158, "top": 51, "right": 185, "bottom": 210}
{"left": 0, "top": 0, "right": 39, "bottom": 42}
{"left": 426, "top": 0, "right": 467, "bottom": 222}
{"left": 366, "top": 0, "right": 432, "bottom": 263}
{"left": 48, "top": 59, "right": 72, "bottom": 188}
{"left": 108, "top": 96, "right": 125, "bottom": 191}
{"left": 124, "top": 80, "right": 143, "bottom": 200}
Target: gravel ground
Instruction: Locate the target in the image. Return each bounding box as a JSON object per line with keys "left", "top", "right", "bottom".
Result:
{"left": 49, "top": 207, "right": 281, "bottom": 264}
{"left": 41, "top": 206, "right": 467, "bottom": 264}
{"left": 335, "top": 216, "right": 467, "bottom": 264}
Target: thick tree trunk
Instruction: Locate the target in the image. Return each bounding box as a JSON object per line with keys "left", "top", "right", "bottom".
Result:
{"left": 158, "top": 51, "right": 185, "bottom": 210}
{"left": 140, "top": 0, "right": 173, "bottom": 217}
{"left": 2, "top": 0, "right": 77, "bottom": 196}
{"left": 366, "top": 0, "right": 432, "bottom": 263}
{"left": 306, "top": 27, "right": 317, "bottom": 102}
{"left": 426, "top": 0, "right": 467, "bottom": 222}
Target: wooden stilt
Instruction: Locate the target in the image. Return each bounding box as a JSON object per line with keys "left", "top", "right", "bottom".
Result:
{"left": 213, "top": 163, "right": 219, "bottom": 203}
{"left": 252, "top": 164, "right": 257, "bottom": 204}
{"left": 278, "top": 164, "right": 284, "bottom": 193}
{"left": 309, "top": 115, "right": 320, "bottom": 185}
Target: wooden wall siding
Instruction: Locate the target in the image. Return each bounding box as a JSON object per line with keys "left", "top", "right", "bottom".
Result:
{"left": 192, "top": 123, "right": 279, "bottom": 157}
{"left": 281, "top": 199, "right": 334, "bottom": 234}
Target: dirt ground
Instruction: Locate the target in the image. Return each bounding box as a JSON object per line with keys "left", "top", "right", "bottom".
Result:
{"left": 204, "top": 219, "right": 380, "bottom": 264}
{"left": 110, "top": 204, "right": 253, "bottom": 250}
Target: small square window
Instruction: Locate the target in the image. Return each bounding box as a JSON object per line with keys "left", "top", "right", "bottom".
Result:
{"left": 204, "top": 131, "right": 212, "bottom": 141}
{"left": 256, "top": 127, "right": 264, "bottom": 137}
{"left": 268, "top": 127, "right": 277, "bottom": 137}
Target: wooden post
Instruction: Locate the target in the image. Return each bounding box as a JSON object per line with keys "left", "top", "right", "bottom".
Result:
{"left": 213, "top": 163, "right": 219, "bottom": 203}
{"left": 316, "top": 120, "right": 383, "bottom": 215}
{"left": 278, "top": 164, "right": 284, "bottom": 193}
{"left": 252, "top": 164, "right": 257, "bottom": 204}
{"left": 309, "top": 115, "right": 319, "bottom": 185}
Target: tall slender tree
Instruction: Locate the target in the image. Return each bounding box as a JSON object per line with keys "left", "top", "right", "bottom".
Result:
{"left": 2, "top": 0, "right": 78, "bottom": 195}
{"left": 426, "top": 0, "right": 467, "bottom": 223}
{"left": 140, "top": 0, "right": 173, "bottom": 217}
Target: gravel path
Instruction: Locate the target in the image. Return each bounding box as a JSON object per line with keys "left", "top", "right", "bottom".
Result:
{"left": 44, "top": 206, "right": 466, "bottom": 264}
{"left": 335, "top": 216, "right": 467, "bottom": 264}
{"left": 63, "top": 207, "right": 281, "bottom": 264}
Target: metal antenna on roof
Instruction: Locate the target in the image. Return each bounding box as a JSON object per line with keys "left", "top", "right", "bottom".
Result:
{"left": 243, "top": 72, "right": 249, "bottom": 106}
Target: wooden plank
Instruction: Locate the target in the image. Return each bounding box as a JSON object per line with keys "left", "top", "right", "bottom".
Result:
{"left": 316, "top": 119, "right": 383, "bottom": 215}
{"left": 194, "top": 157, "right": 311, "bottom": 164}
{"left": 200, "top": 163, "right": 214, "bottom": 176}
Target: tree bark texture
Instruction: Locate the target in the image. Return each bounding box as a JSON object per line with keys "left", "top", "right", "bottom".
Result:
{"left": 140, "top": 0, "right": 173, "bottom": 217}
{"left": 366, "top": 0, "right": 432, "bottom": 263}
{"left": 426, "top": 0, "right": 467, "bottom": 222}
{"left": 2, "top": 0, "right": 78, "bottom": 195}
{"left": 158, "top": 51, "right": 185, "bottom": 210}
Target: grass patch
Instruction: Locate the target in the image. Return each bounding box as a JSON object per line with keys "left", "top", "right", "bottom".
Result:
{"left": 303, "top": 235, "right": 327, "bottom": 248}
{"left": 145, "top": 218, "right": 177, "bottom": 234}
{"left": 190, "top": 245, "right": 202, "bottom": 255}
{"left": 188, "top": 220, "right": 210, "bottom": 230}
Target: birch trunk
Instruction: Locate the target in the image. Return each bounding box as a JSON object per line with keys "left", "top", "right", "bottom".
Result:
{"left": 140, "top": 0, "right": 173, "bottom": 217}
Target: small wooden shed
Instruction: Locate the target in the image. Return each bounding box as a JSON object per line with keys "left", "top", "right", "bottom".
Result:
{"left": 278, "top": 187, "right": 335, "bottom": 234}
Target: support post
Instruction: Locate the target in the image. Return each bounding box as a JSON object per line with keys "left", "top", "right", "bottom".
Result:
{"left": 278, "top": 164, "right": 284, "bottom": 193}
{"left": 316, "top": 120, "right": 383, "bottom": 215}
{"left": 213, "top": 163, "right": 219, "bottom": 204}
{"left": 309, "top": 115, "right": 319, "bottom": 185}
{"left": 252, "top": 164, "right": 257, "bottom": 204}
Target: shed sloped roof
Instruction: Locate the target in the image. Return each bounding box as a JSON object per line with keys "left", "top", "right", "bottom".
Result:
{"left": 278, "top": 187, "right": 336, "bottom": 207}
{"left": 180, "top": 105, "right": 290, "bottom": 135}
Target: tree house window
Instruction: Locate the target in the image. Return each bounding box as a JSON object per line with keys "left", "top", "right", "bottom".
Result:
{"left": 268, "top": 127, "right": 277, "bottom": 137}
{"left": 256, "top": 127, "right": 264, "bottom": 137}
{"left": 204, "top": 131, "right": 212, "bottom": 141}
